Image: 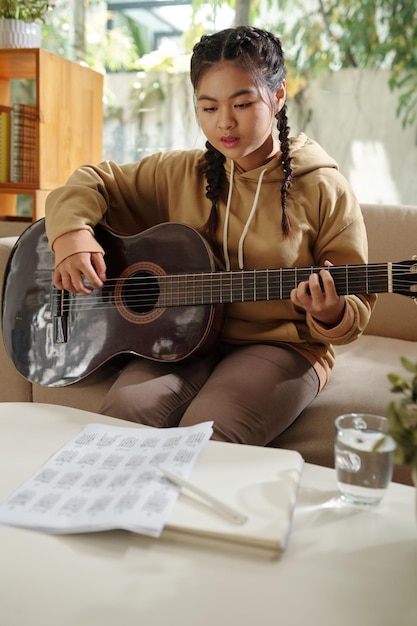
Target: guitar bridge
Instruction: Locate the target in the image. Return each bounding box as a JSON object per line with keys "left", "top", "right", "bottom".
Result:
{"left": 53, "top": 315, "right": 68, "bottom": 342}
{"left": 52, "top": 288, "right": 68, "bottom": 343}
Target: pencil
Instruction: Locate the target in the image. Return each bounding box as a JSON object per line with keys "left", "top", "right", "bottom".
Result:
{"left": 157, "top": 465, "right": 248, "bottom": 526}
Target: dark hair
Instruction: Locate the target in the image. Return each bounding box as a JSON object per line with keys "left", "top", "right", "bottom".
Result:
{"left": 190, "top": 26, "right": 293, "bottom": 243}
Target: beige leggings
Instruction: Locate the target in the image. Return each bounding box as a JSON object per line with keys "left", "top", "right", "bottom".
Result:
{"left": 100, "top": 343, "right": 319, "bottom": 446}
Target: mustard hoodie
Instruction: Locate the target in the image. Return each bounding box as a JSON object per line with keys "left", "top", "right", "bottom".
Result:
{"left": 45, "top": 133, "right": 376, "bottom": 381}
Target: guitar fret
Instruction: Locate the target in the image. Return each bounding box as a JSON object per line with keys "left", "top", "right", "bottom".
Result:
{"left": 267, "top": 269, "right": 281, "bottom": 301}
{"left": 197, "top": 274, "right": 204, "bottom": 304}
{"left": 208, "top": 273, "right": 213, "bottom": 304}
{"left": 222, "top": 272, "right": 231, "bottom": 304}
{"left": 177, "top": 275, "right": 182, "bottom": 306}
{"left": 176, "top": 275, "right": 180, "bottom": 305}
{"left": 174, "top": 275, "right": 179, "bottom": 305}
{"left": 243, "top": 272, "right": 249, "bottom": 302}
{"left": 242, "top": 271, "right": 255, "bottom": 302}
{"left": 160, "top": 276, "right": 167, "bottom": 306}
{"left": 369, "top": 263, "right": 389, "bottom": 293}
{"left": 197, "top": 275, "right": 201, "bottom": 304}
{"left": 167, "top": 275, "right": 171, "bottom": 306}
{"left": 256, "top": 270, "right": 268, "bottom": 301}
{"left": 213, "top": 274, "right": 218, "bottom": 304}
{"left": 185, "top": 275, "right": 190, "bottom": 305}
{"left": 190, "top": 274, "right": 195, "bottom": 305}
{"left": 281, "top": 268, "right": 295, "bottom": 299}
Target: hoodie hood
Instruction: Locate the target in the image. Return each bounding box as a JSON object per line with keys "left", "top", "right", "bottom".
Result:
{"left": 221, "top": 133, "right": 339, "bottom": 270}
{"left": 289, "top": 132, "right": 339, "bottom": 176}
{"left": 223, "top": 132, "right": 339, "bottom": 182}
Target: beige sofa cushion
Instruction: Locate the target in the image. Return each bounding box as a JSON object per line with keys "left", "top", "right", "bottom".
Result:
{"left": 275, "top": 334, "right": 416, "bottom": 484}
{"left": 362, "top": 203, "right": 417, "bottom": 340}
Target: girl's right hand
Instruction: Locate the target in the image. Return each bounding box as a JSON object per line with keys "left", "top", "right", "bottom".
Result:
{"left": 53, "top": 251, "right": 107, "bottom": 294}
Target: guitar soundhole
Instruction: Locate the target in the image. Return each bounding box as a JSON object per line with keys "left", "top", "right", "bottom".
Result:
{"left": 122, "top": 271, "right": 160, "bottom": 314}
{"left": 114, "top": 261, "right": 165, "bottom": 325}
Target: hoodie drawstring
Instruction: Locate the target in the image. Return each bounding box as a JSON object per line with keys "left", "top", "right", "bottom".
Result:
{"left": 222, "top": 162, "right": 268, "bottom": 271}
{"left": 222, "top": 160, "right": 234, "bottom": 272}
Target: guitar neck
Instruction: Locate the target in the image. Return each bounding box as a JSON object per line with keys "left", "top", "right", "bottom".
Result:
{"left": 159, "top": 262, "right": 391, "bottom": 306}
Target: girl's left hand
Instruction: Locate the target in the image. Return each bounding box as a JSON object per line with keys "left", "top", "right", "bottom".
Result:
{"left": 290, "top": 260, "right": 346, "bottom": 327}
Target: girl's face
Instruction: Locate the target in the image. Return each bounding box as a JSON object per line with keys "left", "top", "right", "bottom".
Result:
{"left": 196, "top": 61, "right": 286, "bottom": 172}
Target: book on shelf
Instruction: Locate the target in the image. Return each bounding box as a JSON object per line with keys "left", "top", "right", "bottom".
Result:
{"left": 0, "top": 105, "right": 12, "bottom": 183}
{"left": 10, "top": 103, "right": 38, "bottom": 185}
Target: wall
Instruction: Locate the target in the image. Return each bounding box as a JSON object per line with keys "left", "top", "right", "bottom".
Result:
{"left": 288, "top": 68, "right": 417, "bottom": 206}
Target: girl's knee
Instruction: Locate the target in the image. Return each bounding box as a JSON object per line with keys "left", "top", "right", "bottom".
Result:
{"left": 99, "top": 388, "right": 137, "bottom": 421}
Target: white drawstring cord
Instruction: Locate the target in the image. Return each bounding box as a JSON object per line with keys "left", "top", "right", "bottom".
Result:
{"left": 237, "top": 168, "right": 268, "bottom": 270}
{"left": 222, "top": 159, "right": 234, "bottom": 272}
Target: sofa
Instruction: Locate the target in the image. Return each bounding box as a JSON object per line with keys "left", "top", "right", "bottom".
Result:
{"left": 1, "top": 204, "right": 416, "bottom": 485}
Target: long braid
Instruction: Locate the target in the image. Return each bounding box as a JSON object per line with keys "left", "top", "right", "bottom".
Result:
{"left": 196, "top": 141, "right": 226, "bottom": 246}
{"left": 277, "top": 104, "right": 293, "bottom": 235}
{"left": 191, "top": 26, "right": 293, "bottom": 239}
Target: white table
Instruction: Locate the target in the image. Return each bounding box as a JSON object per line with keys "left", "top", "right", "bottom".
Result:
{"left": 0, "top": 402, "right": 416, "bottom": 626}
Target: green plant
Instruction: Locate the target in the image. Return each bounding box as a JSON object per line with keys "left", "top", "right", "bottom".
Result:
{"left": 386, "top": 357, "right": 417, "bottom": 467}
{"left": 0, "top": 0, "right": 52, "bottom": 22}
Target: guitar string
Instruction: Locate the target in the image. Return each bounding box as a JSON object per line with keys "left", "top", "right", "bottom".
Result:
{"left": 43, "top": 263, "right": 416, "bottom": 311}
{"left": 45, "top": 266, "right": 414, "bottom": 287}
{"left": 50, "top": 284, "right": 416, "bottom": 311}
{"left": 42, "top": 262, "right": 414, "bottom": 294}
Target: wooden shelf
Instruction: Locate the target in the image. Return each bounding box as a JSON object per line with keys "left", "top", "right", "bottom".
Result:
{"left": 0, "top": 48, "right": 103, "bottom": 221}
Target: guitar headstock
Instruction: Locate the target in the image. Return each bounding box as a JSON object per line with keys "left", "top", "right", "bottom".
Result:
{"left": 392, "top": 258, "right": 417, "bottom": 300}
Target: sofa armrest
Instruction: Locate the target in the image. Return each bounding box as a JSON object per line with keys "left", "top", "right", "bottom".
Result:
{"left": 0, "top": 237, "right": 33, "bottom": 401}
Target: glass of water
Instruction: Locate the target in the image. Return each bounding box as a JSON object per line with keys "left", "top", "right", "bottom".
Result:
{"left": 334, "top": 413, "right": 396, "bottom": 506}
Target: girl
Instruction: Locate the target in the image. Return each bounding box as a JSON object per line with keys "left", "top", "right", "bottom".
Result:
{"left": 45, "top": 26, "right": 376, "bottom": 445}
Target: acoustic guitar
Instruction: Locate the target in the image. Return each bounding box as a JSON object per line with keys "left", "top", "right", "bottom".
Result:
{"left": 2, "top": 219, "right": 416, "bottom": 387}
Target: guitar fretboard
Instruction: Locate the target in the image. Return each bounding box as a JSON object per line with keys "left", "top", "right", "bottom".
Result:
{"left": 153, "top": 263, "right": 390, "bottom": 307}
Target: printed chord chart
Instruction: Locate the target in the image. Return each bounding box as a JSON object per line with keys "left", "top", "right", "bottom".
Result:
{"left": 0, "top": 421, "right": 213, "bottom": 537}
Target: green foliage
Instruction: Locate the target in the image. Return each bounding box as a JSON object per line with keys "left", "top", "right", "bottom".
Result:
{"left": 87, "top": 24, "right": 146, "bottom": 73}
{"left": 388, "top": 58, "right": 417, "bottom": 128}
{"left": 117, "top": 13, "right": 152, "bottom": 60}
{"left": 185, "top": 0, "right": 258, "bottom": 41}
{"left": 386, "top": 357, "right": 417, "bottom": 466}
{"left": 41, "top": 3, "right": 154, "bottom": 74}
{"left": 266, "top": 0, "right": 417, "bottom": 127}
{"left": 0, "top": 0, "right": 52, "bottom": 22}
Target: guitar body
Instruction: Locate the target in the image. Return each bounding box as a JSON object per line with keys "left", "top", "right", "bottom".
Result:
{"left": 2, "top": 220, "right": 223, "bottom": 387}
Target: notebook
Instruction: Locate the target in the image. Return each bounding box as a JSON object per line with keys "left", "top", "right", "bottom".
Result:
{"left": 164, "top": 440, "right": 304, "bottom": 553}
